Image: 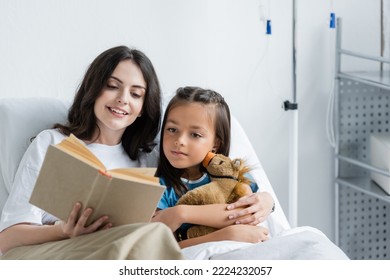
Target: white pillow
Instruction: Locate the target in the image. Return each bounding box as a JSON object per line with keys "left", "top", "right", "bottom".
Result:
{"left": 229, "top": 116, "right": 290, "bottom": 235}
{"left": 0, "top": 97, "right": 69, "bottom": 196}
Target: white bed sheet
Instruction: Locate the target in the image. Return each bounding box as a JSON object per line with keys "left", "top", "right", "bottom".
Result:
{"left": 182, "top": 226, "right": 349, "bottom": 260}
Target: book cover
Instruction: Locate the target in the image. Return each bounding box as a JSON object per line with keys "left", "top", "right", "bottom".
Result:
{"left": 29, "top": 135, "right": 165, "bottom": 226}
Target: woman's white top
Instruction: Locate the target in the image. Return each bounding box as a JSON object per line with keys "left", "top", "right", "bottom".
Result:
{"left": 0, "top": 129, "right": 147, "bottom": 232}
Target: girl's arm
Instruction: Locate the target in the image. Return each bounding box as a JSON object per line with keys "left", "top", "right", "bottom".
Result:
{"left": 151, "top": 204, "right": 270, "bottom": 249}
{"left": 152, "top": 191, "right": 275, "bottom": 232}
{"left": 178, "top": 224, "right": 269, "bottom": 249}
{"left": 152, "top": 204, "right": 249, "bottom": 232}
{"left": 0, "top": 203, "right": 111, "bottom": 254}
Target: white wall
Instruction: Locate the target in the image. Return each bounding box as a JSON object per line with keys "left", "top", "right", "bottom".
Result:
{"left": 0, "top": 0, "right": 382, "bottom": 241}
{"left": 297, "top": 0, "right": 380, "bottom": 240}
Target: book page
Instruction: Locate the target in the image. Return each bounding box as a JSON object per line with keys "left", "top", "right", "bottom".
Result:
{"left": 56, "top": 134, "right": 105, "bottom": 170}
{"left": 109, "top": 168, "right": 160, "bottom": 185}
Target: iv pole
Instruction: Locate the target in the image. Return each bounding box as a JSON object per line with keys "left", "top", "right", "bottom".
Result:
{"left": 284, "top": 0, "right": 298, "bottom": 228}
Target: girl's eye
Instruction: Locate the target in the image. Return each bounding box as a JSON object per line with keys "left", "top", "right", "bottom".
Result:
{"left": 191, "top": 133, "right": 202, "bottom": 138}
{"left": 166, "top": 128, "right": 176, "bottom": 133}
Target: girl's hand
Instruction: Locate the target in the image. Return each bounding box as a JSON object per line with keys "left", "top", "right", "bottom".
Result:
{"left": 151, "top": 206, "right": 184, "bottom": 232}
{"left": 226, "top": 192, "right": 274, "bottom": 225}
{"left": 60, "top": 202, "right": 112, "bottom": 238}
{"left": 220, "top": 224, "right": 269, "bottom": 243}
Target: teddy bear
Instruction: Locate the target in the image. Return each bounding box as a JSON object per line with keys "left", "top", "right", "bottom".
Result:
{"left": 176, "top": 151, "right": 253, "bottom": 239}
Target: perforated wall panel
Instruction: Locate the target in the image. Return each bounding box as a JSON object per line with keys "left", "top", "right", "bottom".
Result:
{"left": 337, "top": 78, "right": 390, "bottom": 259}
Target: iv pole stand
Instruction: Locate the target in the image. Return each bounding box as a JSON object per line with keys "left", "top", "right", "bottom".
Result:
{"left": 284, "top": 0, "right": 298, "bottom": 228}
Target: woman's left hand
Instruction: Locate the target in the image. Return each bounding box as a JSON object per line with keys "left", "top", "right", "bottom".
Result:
{"left": 226, "top": 192, "right": 274, "bottom": 225}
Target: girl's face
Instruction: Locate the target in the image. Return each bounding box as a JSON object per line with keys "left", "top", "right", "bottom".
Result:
{"left": 93, "top": 59, "right": 146, "bottom": 144}
{"left": 163, "top": 102, "right": 220, "bottom": 180}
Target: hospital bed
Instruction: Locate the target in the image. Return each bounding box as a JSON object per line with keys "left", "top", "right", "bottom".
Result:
{"left": 0, "top": 97, "right": 348, "bottom": 259}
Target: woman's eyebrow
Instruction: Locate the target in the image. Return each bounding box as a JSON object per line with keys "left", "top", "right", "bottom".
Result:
{"left": 132, "top": 85, "right": 146, "bottom": 90}
{"left": 110, "top": 76, "right": 146, "bottom": 90}
{"left": 109, "top": 76, "right": 123, "bottom": 84}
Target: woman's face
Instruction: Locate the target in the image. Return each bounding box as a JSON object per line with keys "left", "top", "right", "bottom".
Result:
{"left": 93, "top": 59, "right": 146, "bottom": 144}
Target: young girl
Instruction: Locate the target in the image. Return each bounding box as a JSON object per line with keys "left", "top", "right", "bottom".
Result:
{"left": 0, "top": 46, "right": 182, "bottom": 259}
{"left": 152, "top": 86, "right": 274, "bottom": 249}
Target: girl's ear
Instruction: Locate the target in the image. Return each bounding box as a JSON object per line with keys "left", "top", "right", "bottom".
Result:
{"left": 212, "top": 138, "right": 221, "bottom": 153}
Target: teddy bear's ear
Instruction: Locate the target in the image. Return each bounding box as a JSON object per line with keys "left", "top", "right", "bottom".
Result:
{"left": 233, "top": 159, "right": 242, "bottom": 168}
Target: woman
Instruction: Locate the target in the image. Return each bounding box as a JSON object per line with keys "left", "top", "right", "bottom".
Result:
{"left": 0, "top": 46, "right": 183, "bottom": 260}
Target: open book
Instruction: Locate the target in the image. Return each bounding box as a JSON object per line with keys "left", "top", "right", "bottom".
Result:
{"left": 29, "top": 134, "right": 165, "bottom": 226}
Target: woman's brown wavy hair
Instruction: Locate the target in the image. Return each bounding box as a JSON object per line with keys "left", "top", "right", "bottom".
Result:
{"left": 54, "top": 46, "right": 162, "bottom": 160}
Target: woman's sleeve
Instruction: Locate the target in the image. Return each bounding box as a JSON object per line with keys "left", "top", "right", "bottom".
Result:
{"left": 0, "top": 130, "right": 61, "bottom": 232}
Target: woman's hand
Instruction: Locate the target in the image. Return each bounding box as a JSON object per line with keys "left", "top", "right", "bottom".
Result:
{"left": 226, "top": 192, "right": 274, "bottom": 225}
{"left": 60, "top": 202, "right": 112, "bottom": 238}
{"left": 151, "top": 206, "right": 184, "bottom": 232}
